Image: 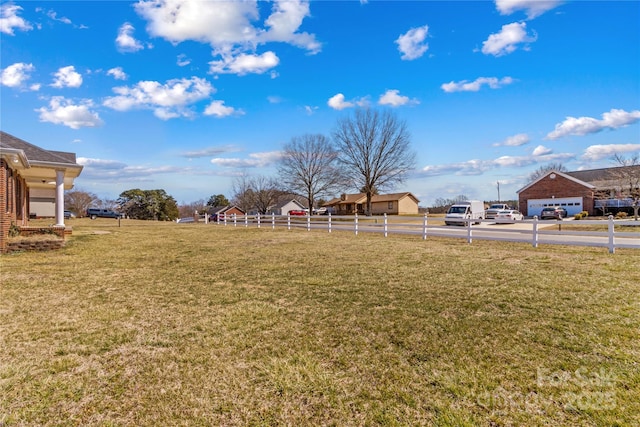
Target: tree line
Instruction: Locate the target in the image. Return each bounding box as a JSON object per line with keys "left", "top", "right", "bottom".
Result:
{"left": 63, "top": 107, "right": 638, "bottom": 220}
{"left": 66, "top": 108, "right": 417, "bottom": 220}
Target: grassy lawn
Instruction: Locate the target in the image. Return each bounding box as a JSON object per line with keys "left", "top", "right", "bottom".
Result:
{"left": 1, "top": 219, "right": 639, "bottom": 426}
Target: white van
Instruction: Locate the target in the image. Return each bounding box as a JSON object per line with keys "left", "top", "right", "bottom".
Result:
{"left": 444, "top": 200, "right": 485, "bottom": 226}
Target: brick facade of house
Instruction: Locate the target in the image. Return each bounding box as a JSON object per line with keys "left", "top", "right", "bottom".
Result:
{"left": 518, "top": 173, "right": 595, "bottom": 216}
{"left": 1, "top": 158, "right": 30, "bottom": 253}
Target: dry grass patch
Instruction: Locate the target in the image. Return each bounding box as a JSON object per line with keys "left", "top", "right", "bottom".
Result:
{"left": 1, "top": 219, "right": 639, "bottom": 426}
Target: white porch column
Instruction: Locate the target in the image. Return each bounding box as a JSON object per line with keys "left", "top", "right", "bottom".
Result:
{"left": 55, "top": 169, "right": 65, "bottom": 226}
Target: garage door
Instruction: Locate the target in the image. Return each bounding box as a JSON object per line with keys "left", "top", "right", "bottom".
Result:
{"left": 527, "top": 197, "right": 583, "bottom": 217}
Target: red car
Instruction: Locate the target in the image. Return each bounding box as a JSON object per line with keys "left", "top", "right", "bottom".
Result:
{"left": 289, "top": 210, "right": 307, "bottom": 216}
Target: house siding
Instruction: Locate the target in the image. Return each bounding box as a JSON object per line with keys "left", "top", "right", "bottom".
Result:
{"left": 518, "top": 174, "right": 595, "bottom": 216}
{"left": 327, "top": 193, "right": 419, "bottom": 215}
{"left": 398, "top": 197, "right": 419, "bottom": 215}
{"left": 1, "top": 159, "right": 29, "bottom": 253}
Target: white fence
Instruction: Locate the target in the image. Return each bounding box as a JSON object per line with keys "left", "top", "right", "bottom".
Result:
{"left": 184, "top": 213, "right": 640, "bottom": 254}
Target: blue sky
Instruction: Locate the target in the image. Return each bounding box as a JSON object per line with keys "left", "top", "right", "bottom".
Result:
{"left": 1, "top": 0, "right": 639, "bottom": 206}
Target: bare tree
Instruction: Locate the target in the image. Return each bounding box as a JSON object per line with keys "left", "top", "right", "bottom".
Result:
{"left": 332, "top": 108, "right": 416, "bottom": 215}
{"left": 231, "top": 172, "right": 255, "bottom": 213}
{"left": 278, "top": 134, "right": 343, "bottom": 213}
{"left": 232, "top": 174, "right": 281, "bottom": 214}
{"left": 250, "top": 175, "right": 281, "bottom": 215}
{"left": 528, "top": 162, "right": 568, "bottom": 182}
{"left": 64, "top": 189, "right": 98, "bottom": 216}
{"left": 612, "top": 153, "right": 640, "bottom": 220}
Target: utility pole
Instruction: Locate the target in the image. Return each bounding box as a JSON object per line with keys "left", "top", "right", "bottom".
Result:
{"left": 497, "top": 181, "right": 500, "bottom": 201}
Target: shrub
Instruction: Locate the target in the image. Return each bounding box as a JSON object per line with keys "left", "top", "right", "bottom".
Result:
{"left": 615, "top": 211, "right": 628, "bottom": 219}
{"left": 8, "top": 224, "right": 21, "bottom": 237}
{"left": 574, "top": 211, "right": 589, "bottom": 220}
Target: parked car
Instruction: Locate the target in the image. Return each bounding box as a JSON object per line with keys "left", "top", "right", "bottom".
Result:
{"left": 64, "top": 210, "right": 76, "bottom": 219}
{"left": 289, "top": 210, "right": 307, "bottom": 216}
{"left": 485, "top": 203, "right": 511, "bottom": 219}
{"left": 495, "top": 210, "right": 524, "bottom": 222}
{"left": 540, "top": 206, "right": 567, "bottom": 220}
{"left": 86, "top": 208, "right": 123, "bottom": 219}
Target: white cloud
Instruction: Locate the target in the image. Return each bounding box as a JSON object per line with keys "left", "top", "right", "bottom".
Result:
{"left": 1, "top": 62, "right": 35, "bottom": 88}
{"left": 177, "top": 54, "right": 191, "bottom": 67}
{"left": 103, "top": 77, "right": 215, "bottom": 120}
{"left": 204, "top": 100, "right": 243, "bottom": 118}
{"left": 77, "top": 157, "right": 127, "bottom": 169}
{"left": 328, "top": 93, "right": 354, "bottom": 110}
{"left": 180, "top": 146, "right": 239, "bottom": 158}
{"left": 51, "top": 66, "right": 83, "bottom": 88}
{"left": 419, "top": 151, "right": 574, "bottom": 177}
{"left": 532, "top": 145, "right": 552, "bottom": 156}
{"left": 107, "top": 67, "right": 128, "bottom": 80}
{"left": 135, "top": 0, "right": 320, "bottom": 75}
{"left": 0, "top": 3, "right": 33, "bottom": 35}
{"left": 260, "top": 0, "right": 321, "bottom": 53}
{"left": 581, "top": 144, "right": 640, "bottom": 162}
{"left": 209, "top": 51, "right": 279, "bottom": 75}
{"left": 493, "top": 133, "right": 529, "bottom": 147}
{"left": 77, "top": 157, "right": 185, "bottom": 181}
{"left": 211, "top": 151, "right": 283, "bottom": 168}
{"left": 36, "top": 96, "right": 104, "bottom": 129}
{"left": 395, "top": 25, "right": 429, "bottom": 60}
{"left": 378, "top": 89, "right": 419, "bottom": 107}
{"left": 546, "top": 109, "right": 640, "bottom": 140}
{"left": 495, "top": 0, "right": 562, "bottom": 19}
{"left": 116, "top": 22, "right": 144, "bottom": 52}
{"left": 481, "top": 22, "right": 537, "bottom": 56}
{"left": 46, "top": 10, "right": 72, "bottom": 25}
{"left": 441, "top": 76, "right": 514, "bottom": 93}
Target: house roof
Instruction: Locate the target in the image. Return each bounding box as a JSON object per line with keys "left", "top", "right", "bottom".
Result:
{"left": 566, "top": 165, "right": 640, "bottom": 189}
{"left": 516, "top": 170, "right": 594, "bottom": 194}
{"left": 273, "top": 198, "right": 306, "bottom": 210}
{"left": 210, "top": 205, "right": 245, "bottom": 215}
{"left": 325, "top": 192, "right": 419, "bottom": 206}
{"left": 1, "top": 131, "right": 83, "bottom": 190}
{"left": 517, "top": 165, "right": 640, "bottom": 194}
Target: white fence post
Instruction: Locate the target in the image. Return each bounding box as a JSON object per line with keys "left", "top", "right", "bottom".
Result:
{"left": 223, "top": 214, "right": 227, "bottom": 226}
{"left": 244, "top": 214, "right": 248, "bottom": 227}
{"left": 467, "top": 217, "right": 472, "bottom": 243}
{"left": 532, "top": 216, "right": 539, "bottom": 248}
{"left": 384, "top": 213, "right": 388, "bottom": 237}
{"left": 422, "top": 213, "right": 428, "bottom": 240}
{"left": 354, "top": 213, "right": 358, "bottom": 236}
{"left": 287, "top": 213, "right": 291, "bottom": 230}
{"left": 233, "top": 213, "right": 237, "bottom": 227}
{"left": 328, "top": 213, "right": 332, "bottom": 233}
{"left": 272, "top": 212, "right": 275, "bottom": 229}
{"left": 205, "top": 213, "right": 209, "bottom": 224}
{"left": 307, "top": 213, "right": 311, "bottom": 231}
{"left": 608, "top": 215, "right": 615, "bottom": 254}
{"left": 257, "top": 213, "right": 261, "bottom": 228}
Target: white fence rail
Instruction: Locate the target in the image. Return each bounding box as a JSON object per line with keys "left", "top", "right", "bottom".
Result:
{"left": 183, "top": 213, "right": 640, "bottom": 254}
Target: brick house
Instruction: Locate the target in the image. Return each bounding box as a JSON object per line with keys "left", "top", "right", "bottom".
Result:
{"left": 1, "top": 131, "right": 83, "bottom": 253}
{"left": 517, "top": 165, "right": 640, "bottom": 217}
{"left": 324, "top": 192, "right": 420, "bottom": 215}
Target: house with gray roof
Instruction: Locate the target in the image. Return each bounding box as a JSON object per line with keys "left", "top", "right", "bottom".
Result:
{"left": 1, "top": 131, "right": 83, "bottom": 252}
{"left": 517, "top": 165, "right": 640, "bottom": 218}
